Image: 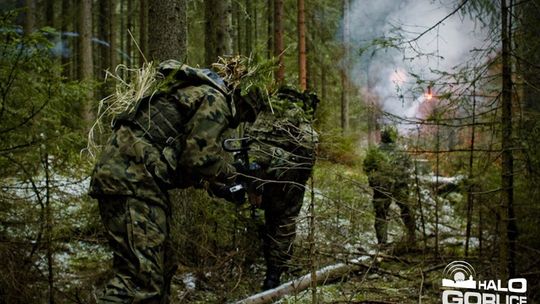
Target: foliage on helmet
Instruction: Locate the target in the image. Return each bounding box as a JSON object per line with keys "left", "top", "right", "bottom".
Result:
{"left": 380, "top": 125, "right": 398, "bottom": 144}
{"left": 275, "top": 86, "right": 319, "bottom": 119}
{"left": 211, "top": 54, "right": 275, "bottom": 98}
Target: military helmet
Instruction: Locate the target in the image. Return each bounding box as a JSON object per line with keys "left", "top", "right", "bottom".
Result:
{"left": 276, "top": 86, "right": 319, "bottom": 118}
{"left": 212, "top": 55, "right": 255, "bottom": 89}
{"left": 380, "top": 125, "right": 398, "bottom": 144}
{"left": 272, "top": 86, "right": 320, "bottom": 119}
{"left": 212, "top": 55, "right": 268, "bottom": 119}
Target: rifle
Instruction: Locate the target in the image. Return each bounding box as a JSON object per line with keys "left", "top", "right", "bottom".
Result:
{"left": 222, "top": 137, "right": 252, "bottom": 174}
{"left": 222, "top": 137, "right": 261, "bottom": 216}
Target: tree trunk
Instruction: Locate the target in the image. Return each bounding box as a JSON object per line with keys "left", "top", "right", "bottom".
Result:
{"left": 205, "top": 0, "right": 232, "bottom": 66}
{"left": 120, "top": 0, "right": 125, "bottom": 67}
{"left": 99, "top": 0, "right": 111, "bottom": 77}
{"left": 306, "top": 8, "right": 314, "bottom": 90}
{"left": 126, "top": 0, "right": 133, "bottom": 65}
{"left": 297, "top": 0, "right": 307, "bottom": 91}
{"left": 44, "top": 153, "right": 54, "bottom": 304}
{"left": 149, "top": 0, "right": 187, "bottom": 62}
{"left": 234, "top": 1, "right": 243, "bottom": 55}
{"left": 245, "top": 0, "right": 253, "bottom": 55}
{"left": 110, "top": 0, "right": 118, "bottom": 70}
{"left": 60, "top": 0, "right": 72, "bottom": 77}
{"left": 266, "top": 0, "right": 273, "bottom": 59}
{"left": 520, "top": 0, "right": 540, "bottom": 113}
{"left": 45, "top": 0, "right": 54, "bottom": 27}
{"left": 139, "top": 0, "right": 149, "bottom": 64}
{"left": 321, "top": 60, "right": 326, "bottom": 102}
{"left": 253, "top": 0, "right": 258, "bottom": 52}
{"left": 24, "top": 0, "right": 35, "bottom": 35}
{"left": 366, "top": 61, "right": 374, "bottom": 147}
{"left": 308, "top": 175, "right": 318, "bottom": 303}
{"left": 435, "top": 119, "right": 440, "bottom": 257}
{"left": 273, "top": 0, "right": 284, "bottom": 84}
{"left": 225, "top": 0, "right": 233, "bottom": 56}
{"left": 500, "top": 0, "right": 516, "bottom": 279}
{"left": 97, "top": 0, "right": 111, "bottom": 98}
{"left": 340, "top": 0, "right": 350, "bottom": 133}
{"left": 79, "top": 0, "right": 94, "bottom": 124}
{"left": 465, "top": 82, "right": 477, "bottom": 257}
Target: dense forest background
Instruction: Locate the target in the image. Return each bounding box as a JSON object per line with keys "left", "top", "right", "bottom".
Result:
{"left": 1, "top": 0, "right": 540, "bottom": 303}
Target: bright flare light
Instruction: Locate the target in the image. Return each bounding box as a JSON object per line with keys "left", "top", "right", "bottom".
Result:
{"left": 426, "top": 86, "right": 433, "bottom": 100}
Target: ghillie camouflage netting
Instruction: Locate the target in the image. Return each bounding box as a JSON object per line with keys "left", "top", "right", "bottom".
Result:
{"left": 86, "top": 56, "right": 277, "bottom": 159}
{"left": 212, "top": 55, "right": 276, "bottom": 106}
{"left": 86, "top": 62, "right": 162, "bottom": 159}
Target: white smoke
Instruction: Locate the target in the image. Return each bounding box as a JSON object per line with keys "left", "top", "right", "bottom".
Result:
{"left": 345, "top": 0, "right": 490, "bottom": 120}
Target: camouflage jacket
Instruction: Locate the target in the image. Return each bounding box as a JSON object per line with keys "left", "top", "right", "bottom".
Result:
{"left": 363, "top": 143, "right": 412, "bottom": 190}
{"left": 89, "top": 61, "right": 237, "bottom": 204}
{"left": 245, "top": 94, "right": 318, "bottom": 180}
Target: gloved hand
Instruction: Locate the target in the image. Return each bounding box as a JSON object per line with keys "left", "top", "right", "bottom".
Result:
{"left": 233, "top": 161, "right": 264, "bottom": 202}
{"left": 208, "top": 182, "right": 246, "bottom": 205}
{"left": 233, "top": 160, "right": 261, "bottom": 173}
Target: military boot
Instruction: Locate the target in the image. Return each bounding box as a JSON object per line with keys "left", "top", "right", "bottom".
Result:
{"left": 262, "top": 267, "right": 282, "bottom": 290}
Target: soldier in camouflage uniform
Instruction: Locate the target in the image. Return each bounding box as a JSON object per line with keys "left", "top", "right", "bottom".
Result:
{"left": 245, "top": 87, "right": 319, "bottom": 290}
{"left": 89, "top": 60, "right": 264, "bottom": 304}
{"left": 363, "top": 126, "right": 415, "bottom": 246}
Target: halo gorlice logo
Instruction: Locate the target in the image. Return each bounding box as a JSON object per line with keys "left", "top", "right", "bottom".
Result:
{"left": 441, "top": 261, "right": 528, "bottom": 304}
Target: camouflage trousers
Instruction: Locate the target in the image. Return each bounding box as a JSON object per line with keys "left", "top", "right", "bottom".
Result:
{"left": 261, "top": 168, "right": 312, "bottom": 274}
{"left": 97, "top": 195, "right": 176, "bottom": 304}
{"left": 372, "top": 187, "right": 415, "bottom": 245}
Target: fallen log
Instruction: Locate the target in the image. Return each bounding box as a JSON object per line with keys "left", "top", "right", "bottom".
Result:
{"left": 233, "top": 257, "right": 371, "bottom": 304}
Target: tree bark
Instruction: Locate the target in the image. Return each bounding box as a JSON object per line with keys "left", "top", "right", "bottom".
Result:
{"left": 266, "top": 0, "right": 273, "bottom": 59}
{"left": 79, "top": 0, "right": 94, "bottom": 124}
{"left": 24, "top": 0, "right": 35, "bottom": 35}
{"left": 205, "top": 0, "right": 232, "bottom": 66}
{"left": 126, "top": 0, "right": 133, "bottom": 65}
{"left": 99, "top": 0, "right": 111, "bottom": 76}
{"left": 500, "top": 0, "right": 516, "bottom": 279}
{"left": 120, "top": 0, "right": 125, "bottom": 67}
{"left": 253, "top": 0, "right": 258, "bottom": 52}
{"left": 465, "top": 83, "right": 477, "bottom": 257}
{"left": 273, "top": 0, "right": 284, "bottom": 84}
{"left": 60, "top": 0, "right": 72, "bottom": 77}
{"left": 44, "top": 153, "right": 54, "bottom": 304}
{"left": 234, "top": 1, "right": 243, "bottom": 55}
{"left": 520, "top": 0, "right": 540, "bottom": 113}
{"left": 149, "top": 0, "right": 187, "bottom": 62}
{"left": 340, "top": 0, "right": 350, "bottom": 133}
{"left": 139, "top": 0, "right": 148, "bottom": 64}
{"left": 45, "top": 0, "right": 54, "bottom": 27}
{"left": 245, "top": 0, "right": 253, "bottom": 55}
{"left": 225, "top": 0, "right": 233, "bottom": 56}
{"left": 110, "top": 0, "right": 118, "bottom": 70}
{"left": 297, "top": 0, "right": 307, "bottom": 91}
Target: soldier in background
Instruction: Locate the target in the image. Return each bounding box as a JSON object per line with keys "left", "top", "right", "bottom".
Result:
{"left": 245, "top": 87, "right": 319, "bottom": 290}
{"left": 89, "top": 58, "right": 264, "bottom": 304}
{"left": 363, "top": 126, "right": 415, "bottom": 248}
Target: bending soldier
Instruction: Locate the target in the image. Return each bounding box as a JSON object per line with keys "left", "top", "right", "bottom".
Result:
{"left": 363, "top": 126, "right": 415, "bottom": 247}
{"left": 89, "top": 58, "right": 264, "bottom": 304}
{"left": 245, "top": 87, "right": 319, "bottom": 290}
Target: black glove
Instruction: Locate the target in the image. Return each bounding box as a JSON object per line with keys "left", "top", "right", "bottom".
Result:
{"left": 209, "top": 182, "right": 246, "bottom": 205}
{"left": 233, "top": 161, "right": 261, "bottom": 175}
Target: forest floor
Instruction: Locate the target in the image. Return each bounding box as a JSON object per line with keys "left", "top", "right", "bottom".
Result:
{"left": 163, "top": 160, "right": 473, "bottom": 303}
{"left": 6, "top": 159, "right": 478, "bottom": 303}
{"left": 166, "top": 245, "right": 459, "bottom": 303}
